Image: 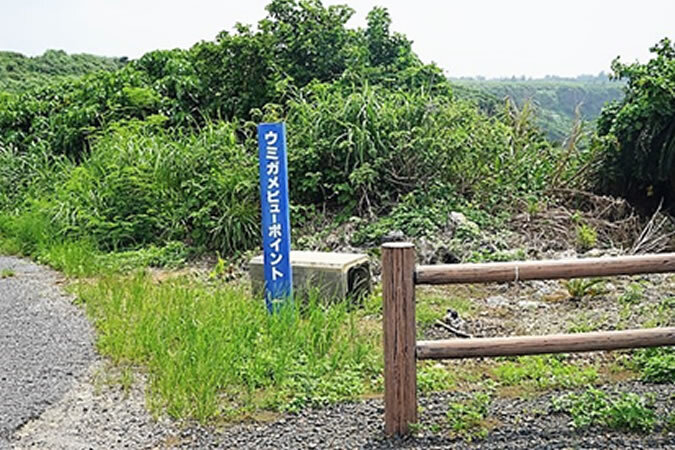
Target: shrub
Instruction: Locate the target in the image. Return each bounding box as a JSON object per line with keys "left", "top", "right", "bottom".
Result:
{"left": 44, "top": 121, "right": 259, "bottom": 254}
{"left": 594, "top": 38, "right": 675, "bottom": 207}
{"left": 276, "top": 82, "right": 561, "bottom": 215}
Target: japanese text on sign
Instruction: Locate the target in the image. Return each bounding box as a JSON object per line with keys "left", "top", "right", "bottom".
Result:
{"left": 257, "top": 123, "right": 293, "bottom": 312}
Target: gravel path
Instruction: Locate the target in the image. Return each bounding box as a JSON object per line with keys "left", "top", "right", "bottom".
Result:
{"left": 168, "top": 381, "right": 675, "bottom": 449}
{"left": 1, "top": 255, "right": 673, "bottom": 449}
{"left": 0, "top": 256, "right": 94, "bottom": 449}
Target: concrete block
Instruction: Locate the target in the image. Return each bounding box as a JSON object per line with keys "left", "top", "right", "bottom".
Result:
{"left": 249, "top": 251, "right": 371, "bottom": 302}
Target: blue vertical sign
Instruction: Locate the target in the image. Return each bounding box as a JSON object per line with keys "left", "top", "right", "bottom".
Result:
{"left": 257, "top": 123, "right": 293, "bottom": 312}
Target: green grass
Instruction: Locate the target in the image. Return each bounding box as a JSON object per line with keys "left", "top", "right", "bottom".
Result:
{"left": 74, "top": 272, "right": 381, "bottom": 422}
{"left": 1, "top": 268, "right": 15, "bottom": 278}
{"left": 446, "top": 391, "right": 493, "bottom": 441}
{"left": 492, "top": 355, "right": 598, "bottom": 390}
{"left": 552, "top": 388, "right": 657, "bottom": 432}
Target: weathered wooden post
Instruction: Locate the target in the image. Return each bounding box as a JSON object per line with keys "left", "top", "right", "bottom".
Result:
{"left": 382, "top": 242, "right": 417, "bottom": 436}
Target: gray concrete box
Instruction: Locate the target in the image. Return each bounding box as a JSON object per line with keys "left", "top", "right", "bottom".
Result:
{"left": 249, "top": 251, "right": 371, "bottom": 302}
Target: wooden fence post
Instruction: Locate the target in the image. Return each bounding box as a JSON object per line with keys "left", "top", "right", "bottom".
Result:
{"left": 382, "top": 242, "right": 417, "bottom": 436}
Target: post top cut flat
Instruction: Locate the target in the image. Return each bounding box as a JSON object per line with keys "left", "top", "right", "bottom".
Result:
{"left": 382, "top": 242, "right": 415, "bottom": 249}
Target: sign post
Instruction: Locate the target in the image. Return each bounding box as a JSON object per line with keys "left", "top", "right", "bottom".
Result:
{"left": 257, "top": 123, "right": 293, "bottom": 312}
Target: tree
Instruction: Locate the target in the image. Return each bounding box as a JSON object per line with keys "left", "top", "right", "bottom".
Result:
{"left": 595, "top": 38, "right": 675, "bottom": 206}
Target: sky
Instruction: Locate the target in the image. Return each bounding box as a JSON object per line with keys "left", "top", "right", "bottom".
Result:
{"left": 1, "top": 0, "right": 674, "bottom": 79}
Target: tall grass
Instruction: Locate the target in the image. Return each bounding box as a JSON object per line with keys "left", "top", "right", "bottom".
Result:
{"left": 74, "top": 273, "right": 382, "bottom": 421}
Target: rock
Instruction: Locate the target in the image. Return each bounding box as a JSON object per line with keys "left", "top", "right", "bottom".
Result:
{"left": 517, "top": 300, "right": 547, "bottom": 309}
{"left": 486, "top": 295, "right": 510, "bottom": 307}
{"left": 381, "top": 229, "right": 405, "bottom": 243}
{"left": 448, "top": 211, "right": 480, "bottom": 237}
{"left": 416, "top": 238, "right": 460, "bottom": 265}
{"left": 530, "top": 280, "right": 558, "bottom": 296}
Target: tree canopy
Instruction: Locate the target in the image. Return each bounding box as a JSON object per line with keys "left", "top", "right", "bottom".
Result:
{"left": 595, "top": 38, "right": 675, "bottom": 206}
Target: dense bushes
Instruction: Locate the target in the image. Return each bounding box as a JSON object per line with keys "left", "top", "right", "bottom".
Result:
{"left": 1, "top": 80, "right": 568, "bottom": 256}
{"left": 280, "top": 83, "right": 559, "bottom": 212}
{"left": 0, "top": 49, "right": 126, "bottom": 93}
{"left": 7, "top": 121, "right": 259, "bottom": 253}
{"left": 594, "top": 38, "right": 675, "bottom": 207}
{"left": 0, "top": 0, "right": 436, "bottom": 162}
{"left": 0, "top": 0, "right": 638, "bottom": 258}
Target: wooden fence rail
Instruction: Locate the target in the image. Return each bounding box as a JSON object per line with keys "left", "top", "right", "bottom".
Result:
{"left": 382, "top": 243, "right": 675, "bottom": 436}
{"left": 417, "top": 328, "right": 675, "bottom": 360}
{"left": 415, "top": 253, "right": 675, "bottom": 285}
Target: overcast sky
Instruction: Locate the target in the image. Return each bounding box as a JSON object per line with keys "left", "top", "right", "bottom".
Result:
{"left": 2, "top": 0, "right": 673, "bottom": 78}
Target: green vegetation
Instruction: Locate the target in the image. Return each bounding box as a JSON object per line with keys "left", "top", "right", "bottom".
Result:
{"left": 417, "top": 363, "right": 455, "bottom": 393}
{"left": 0, "top": 268, "right": 15, "bottom": 278}
{"left": 0, "top": 0, "right": 577, "bottom": 260}
{"left": 629, "top": 347, "right": 675, "bottom": 383}
{"left": 575, "top": 223, "right": 598, "bottom": 251}
{"left": 446, "top": 391, "right": 493, "bottom": 441}
{"left": 415, "top": 294, "right": 475, "bottom": 334}
{"left": 74, "top": 272, "right": 381, "bottom": 421}
{"left": 618, "top": 282, "right": 645, "bottom": 305}
{"left": 567, "top": 311, "right": 608, "bottom": 333}
{"left": 552, "top": 388, "right": 657, "bottom": 432}
{"left": 452, "top": 74, "right": 623, "bottom": 142}
{"left": 564, "top": 278, "right": 606, "bottom": 300}
{"left": 594, "top": 38, "right": 675, "bottom": 208}
{"left": 492, "top": 355, "right": 598, "bottom": 390}
{"left": 0, "top": 0, "right": 672, "bottom": 429}
{"left": 0, "top": 49, "right": 126, "bottom": 93}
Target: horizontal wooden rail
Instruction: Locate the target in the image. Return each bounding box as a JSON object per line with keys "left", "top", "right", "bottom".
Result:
{"left": 417, "top": 327, "right": 675, "bottom": 360}
{"left": 415, "top": 253, "right": 675, "bottom": 285}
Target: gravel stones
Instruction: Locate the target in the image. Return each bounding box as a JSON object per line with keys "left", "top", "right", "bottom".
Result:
{"left": 171, "top": 381, "right": 675, "bottom": 449}
{"left": 11, "top": 361, "right": 175, "bottom": 450}
{"left": 0, "top": 257, "right": 94, "bottom": 449}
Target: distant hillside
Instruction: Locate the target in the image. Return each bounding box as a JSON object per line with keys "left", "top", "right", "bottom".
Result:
{"left": 0, "top": 49, "right": 126, "bottom": 93}
{"left": 451, "top": 75, "right": 624, "bottom": 142}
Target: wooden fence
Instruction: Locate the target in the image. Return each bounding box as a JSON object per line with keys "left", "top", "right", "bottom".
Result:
{"left": 381, "top": 242, "right": 675, "bottom": 436}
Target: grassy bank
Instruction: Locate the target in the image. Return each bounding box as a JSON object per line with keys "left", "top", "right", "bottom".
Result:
{"left": 73, "top": 272, "right": 382, "bottom": 422}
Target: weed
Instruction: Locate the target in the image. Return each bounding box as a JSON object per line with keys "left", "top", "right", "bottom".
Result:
{"left": 37, "top": 240, "right": 101, "bottom": 277}
{"left": 564, "top": 278, "right": 606, "bottom": 300}
{"left": 1, "top": 268, "right": 15, "bottom": 278}
{"left": 643, "top": 297, "right": 675, "bottom": 328}
{"left": 567, "top": 311, "right": 608, "bottom": 333}
{"left": 629, "top": 347, "right": 675, "bottom": 383}
{"left": 552, "top": 388, "right": 656, "bottom": 432}
{"left": 75, "top": 273, "right": 381, "bottom": 422}
{"left": 446, "top": 391, "right": 493, "bottom": 441}
{"left": 467, "top": 248, "right": 526, "bottom": 263}
{"left": 418, "top": 363, "right": 455, "bottom": 393}
{"left": 618, "top": 282, "right": 645, "bottom": 305}
{"left": 492, "top": 355, "right": 597, "bottom": 390}
{"left": 575, "top": 224, "right": 597, "bottom": 251}
{"left": 665, "top": 411, "right": 675, "bottom": 431}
